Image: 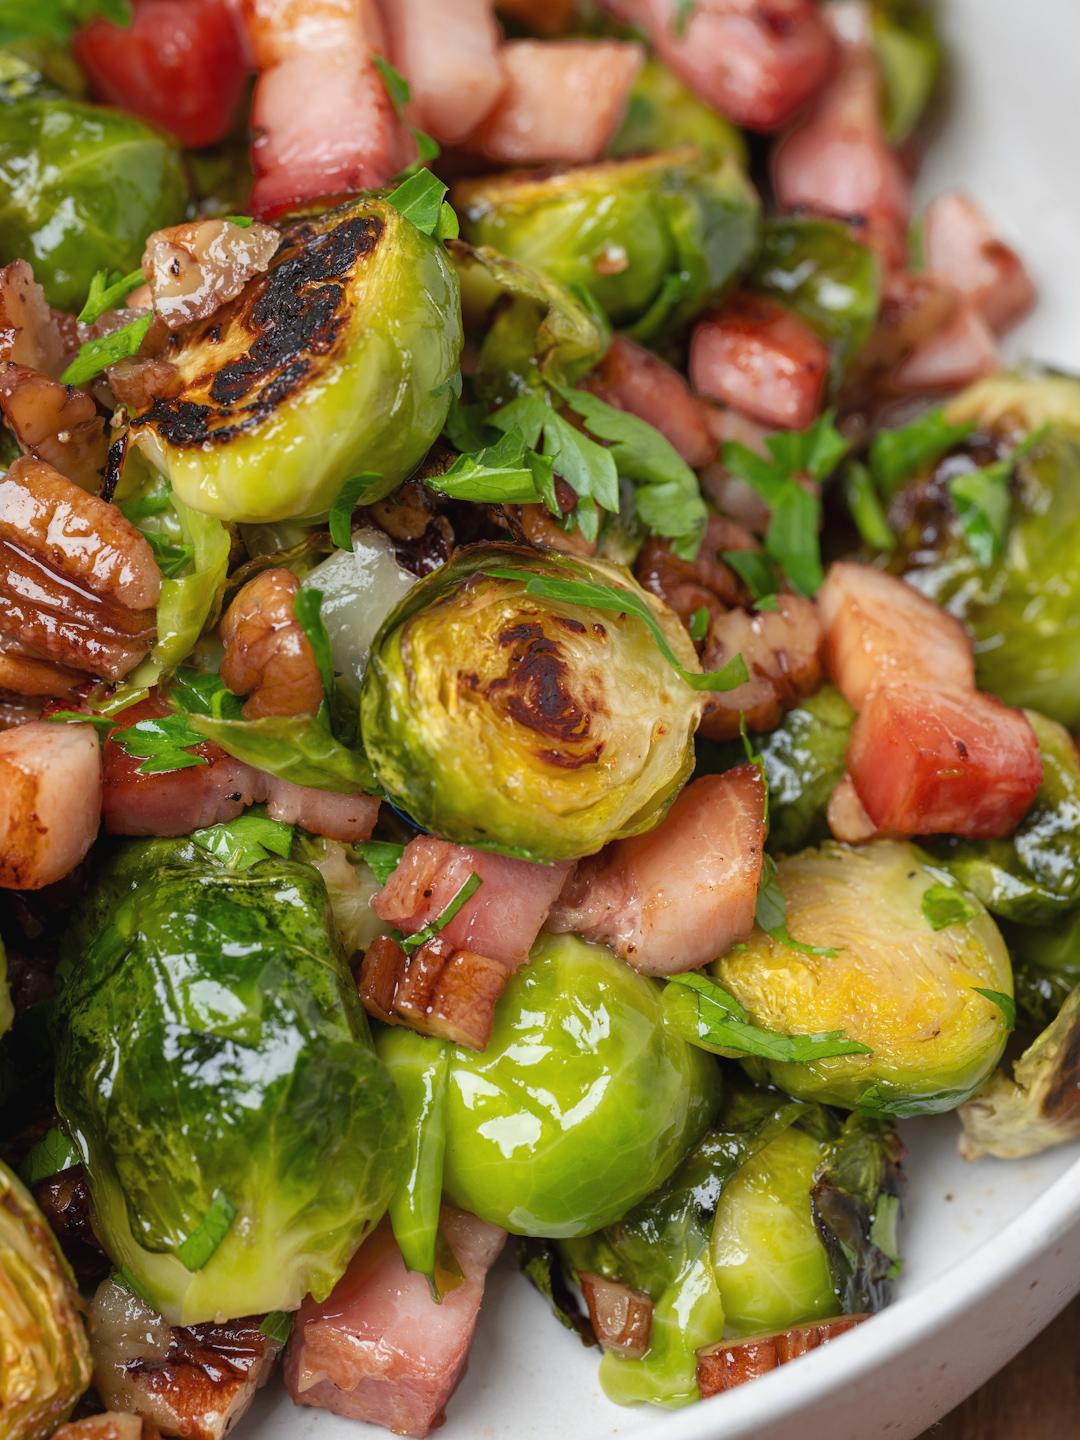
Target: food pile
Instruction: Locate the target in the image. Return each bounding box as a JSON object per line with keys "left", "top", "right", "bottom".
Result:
{"left": 0, "top": 2, "right": 1077, "bottom": 1437}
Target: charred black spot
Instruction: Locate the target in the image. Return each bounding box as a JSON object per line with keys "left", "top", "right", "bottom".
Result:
{"left": 556, "top": 616, "right": 588, "bottom": 635}
{"left": 954, "top": 738, "right": 969, "bottom": 760}
{"left": 537, "top": 742, "right": 604, "bottom": 770}
{"left": 498, "top": 621, "right": 545, "bottom": 647}
{"left": 102, "top": 432, "right": 128, "bottom": 504}
{"left": 488, "top": 628, "right": 594, "bottom": 744}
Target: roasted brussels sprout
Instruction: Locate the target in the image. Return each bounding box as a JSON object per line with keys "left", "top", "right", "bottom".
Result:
{"left": 55, "top": 840, "right": 404, "bottom": 1325}
{"left": 871, "top": 0, "right": 942, "bottom": 144}
{"left": 749, "top": 219, "right": 882, "bottom": 386}
{"left": 455, "top": 148, "right": 759, "bottom": 336}
{"left": 130, "top": 197, "right": 463, "bottom": 524}
{"left": 931, "top": 711, "right": 1080, "bottom": 925}
{"left": 896, "top": 374, "right": 1080, "bottom": 727}
{"left": 0, "top": 94, "right": 186, "bottom": 310}
{"left": 360, "top": 543, "right": 705, "bottom": 862}
{"left": 697, "top": 684, "right": 854, "bottom": 854}
{"left": 714, "top": 841, "right": 1013, "bottom": 1114}
{"left": 1009, "top": 909, "right": 1080, "bottom": 1030}
{"left": 959, "top": 987, "right": 1080, "bottom": 1159}
{"left": 378, "top": 934, "right": 720, "bottom": 1239}
{"left": 0, "top": 1160, "right": 92, "bottom": 1437}
{"left": 608, "top": 58, "right": 747, "bottom": 166}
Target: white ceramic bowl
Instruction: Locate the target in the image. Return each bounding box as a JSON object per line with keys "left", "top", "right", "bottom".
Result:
{"left": 252, "top": 2, "right": 1080, "bottom": 1435}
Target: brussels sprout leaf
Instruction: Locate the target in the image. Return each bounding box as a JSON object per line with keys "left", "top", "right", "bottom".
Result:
{"left": 61, "top": 311, "right": 153, "bottom": 386}
{"left": 921, "top": 882, "right": 978, "bottom": 931}
{"left": 386, "top": 169, "right": 449, "bottom": 238}
{"left": 486, "top": 568, "right": 749, "bottom": 693}
{"left": 183, "top": 710, "right": 380, "bottom": 794}
{"left": 112, "top": 712, "right": 208, "bottom": 774}
{"left": 868, "top": 408, "right": 974, "bottom": 498}
{"left": 328, "top": 472, "right": 383, "bottom": 551}
{"left": 293, "top": 588, "right": 335, "bottom": 699}
{"left": 260, "top": 1311, "right": 294, "bottom": 1343}
{"left": 518, "top": 1238, "right": 595, "bottom": 1345}
{"left": 77, "top": 266, "right": 144, "bottom": 325}
{"left": 176, "top": 1187, "right": 236, "bottom": 1272}
{"left": 389, "top": 1042, "right": 452, "bottom": 1290}
{"left": 756, "top": 855, "right": 839, "bottom": 958}
{"left": 664, "top": 972, "right": 870, "bottom": 1062}
{"left": 20, "top": 1125, "right": 80, "bottom": 1185}
{"left": 398, "top": 873, "right": 482, "bottom": 955}
{"left": 356, "top": 841, "right": 405, "bottom": 886}
{"left": 0, "top": 0, "right": 130, "bottom": 44}
{"left": 688, "top": 606, "right": 709, "bottom": 642}
{"left": 972, "top": 987, "right": 1016, "bottom": 1032}
{"left": 191, "top": 813, "right": 295, "bottom": 871}
{"left": 869, "top": 1193, "right": 902, "bottom": 1279}
{"left": 844, "top": 460, "right": 897, "bottom": 552}
{"left": 115, "top": 1265, "right": 155, "bottom": 1308}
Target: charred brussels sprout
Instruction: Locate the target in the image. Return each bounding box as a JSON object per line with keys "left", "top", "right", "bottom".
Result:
{"left": 714, "top": 841, "right": 1012, "bottom": 1114}
{"left": 0, "top": 1160, "right": 92, "bottom": 1436}
{"left": 378, "top": 934, "right": 720, "bottom": 1239}
{"left": 360, "top": 543, "right": 704, "bottom": 862}
{"left": 608, "top": 59, "right": 747, "bottom": 165}
{"left": 931, "top": 711, "right": 1080, "bottom": 925}
{"left": 130, "top": 198, "right": 463, "bottom": 524}
{"left": 959, "top": 987, "right": 1080, "bottom": 1160}
{"left": 54, "top": 841, "right": 404, "bottom": 1325}
{"left": 455, "top": 149, "right": 759, "bottom": 337}
{"left": 0, "top": 95, "right": 186, "bottom": 310}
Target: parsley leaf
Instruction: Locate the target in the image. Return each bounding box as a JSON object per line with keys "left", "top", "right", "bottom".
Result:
{"left": 259, "top": 1311, "right": 294, "bottom": 1343}
{"left": 869, "top": 409, "right": 976, "bottom": 499}
{"left": 111, "top": 711, "right": 208, "bottom": 774}
{"left": 665, "top": 972, "right": 870, "bottom": 1062}
{"left": 399, "top": 873, "right": 482, "bottom": 954}
{"left": 723, "top": 548, "right": 780, "bottom": 605}
{"left": 61, "top": 312, "right": 153, "bottom": 386}
{"left": 386, "top": 169, "right": 448, "bottom": 237}
{"left": 921, "top": 881, "right": 977, "bottom": 931}
{"left": 427, "top": 429, "right": 555, "bottom": 507}
{"left": 328, "top": 472, "right": 383, "bottom": 551}
{"left": 356, "top": 840, "right": 405, "bottom": 886}
{"left": 46, "top": 710, "right": 116, "bottom": 734}
{"left": 485, "top": 566, "right": 749, "bottom": 693}
{"left": 176, "top": 1188, "right": 236, "bottom": 1272}
{"left": 688, "top": 606, "right": 709, "bottom": 643}
{"left": 293, "top": 588, "right": 335, "bottom": 699}
{"left": 756, "top": 854, "right": 838, "bottom": 957}
{"left": 222, "top": 214, "right": 254, "bottom": 228}
{"left": 947, "top": 428, "right": 1047, "bottom": 568}
{"left": 77, "top": 266, "right": 144, "bottom": 325}
{"left": 171, "top": 667, "right": 245, "bottom": 720}
{"left": 672, "top": 0, "right": 697, "bottom": 34}
{"left": 373, "top": 54, "right": 441, "bottom": 171}
{"left": 972, "top": 987, "right": 1016, "bottom": 1032}
{"left": 20, "top": 1126, "right": 80, "bottom": 1186}
{"left": 191, "top": 812, "right": 295, "bottom": 870}
{"left": 143, "top": 530, "right": 194, "bottom": 578}
{"left": 844, "top": 459, "right": 897, "bottom": 552}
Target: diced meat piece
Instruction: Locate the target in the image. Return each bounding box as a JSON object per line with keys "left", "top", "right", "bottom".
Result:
{"left": 698, "top": 594, "right": 825, "bottom": 739}
{"left": 547, "top": 766, "right": 766, "bottom": 975}
{"left": 848, "top": 269, "right": 959, "bottom": 392}
{"left": 242, "top": 0, "right": 387, "bottom": 68}
{"left": 817, "top": 562, "right": 975, "bottom": 710}
{"left": 285, "top": 1210, "right": 506, "bottom": 1439}
{"left": 826, "top": 773, "right": 877, "bottom": 842}
{"left": 586, "top": 336, "right": 715, "bottom": 469}
{"left": 690, "top": 295, "right": 830, "bottom": 430}
{"left": 0, "top": 260, "right": 66, "bottom": 377}
{"left": 0, "top": 362, "right": 108, "bottom": 491}
{"left": 891, "top": 300, "right": 1002, "bottom": 394}
{"left": 578, "top": 1273, "right": 652, "bottom": 1358}
{"left": 697, "top": 1315, "right": 870, "bottom": 1395}
{"left": 469, "top": 40, "right": 644, "bottom": 165}
{"left": 360, "top": 933, "right": 509, "bottom": 1050}
{"left": 75, "top": 0, "right": 249, "bottom": 149}
{"left": 373, "top": 837, "right": 572, "bottom": 970}
{"left": 772, "top": 41, "right": 908, "bottom": 267}
{"left": 921, "top": 191, "right": 1036, "bottom": 335}
{"left": 847, "top": 682, "right": 1043, "bottom": 838}
{"left": 607, "top": 0, "right": 835, "bottom": 131}
{"left": 142, "top": 219, "right": 281, "bottom": 331}
{"left": 0, "top": 721, "right": 102, "bottom": 889}
{"left": 54, "top": 1416, "right": 149, "bottom": 1440}
{"left": 384, "top": 0, "right": 504, "bottom": 145}
{"left": 263, "top": 779, "right": 379, "bottom": 842}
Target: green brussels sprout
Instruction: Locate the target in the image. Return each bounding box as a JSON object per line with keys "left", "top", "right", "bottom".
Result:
{"left": 896, "top": 374, "right": 1080, "bottom": 727}
{"left": 749, "top": 219, "right": 882, "bottom": 386}
{"left": 0, "top": 1160, "right": 92, "bottom": 1437}
{"left": 378, "top": 933, "right": 720, "bottom": 1239}
{"left": 871, "top": 0, "right": 942, "bottom": 144}
{"left": 130, "top": 197, "right": 463, "bottom": 524}
{"left": 360, "top": 543, "right": 704, "bottom": 862}
{"left": 1009, "top": 909, "right": 1080, "bottom": 1030}
{"left": 449, "top": 239, "right": 610, "bottom": 407}
{"left": 455, "top": 148, "right": 760, "bottom": 337}
{"left": 930, "top": 711, "right": 1080, "bottom": 925}
{"left": 959, "top": 987, "right": 1080, "bottom": 1160}
{"left": 697, "top": 683, "right": 855, "bottom": 854}
{"left": 55, "top": 841, "right": 404, "bottom": 1325}
{"left": 607, "top": 58, "right": 747, "bottom": 166}
{"left": 0, "top": 94, "right": 187, "bottom": 310}
{"left": 714, "top": 841, "right": 1013, "bottom": 1114}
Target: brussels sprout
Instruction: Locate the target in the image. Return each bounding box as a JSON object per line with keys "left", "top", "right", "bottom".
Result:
{"left": 749, "top": 219, "right": 882, "bottom": 387}
{"left": 697, "top": 684, "right": 855, "bottom": 854}
{"left": 455, "top": 148, "right": 759, "bottom": 337}
{"left": 292, "top": 834, "right": 391, "bottom": 957}
{"left": 608, "top": 58, "right": 747, "bottom": 166}
{"left": 55, "top": 840, "right": 404, "bottom": 1325}
{"left": 0, "top": 1160, "right": 92, "bottom": 1437}
{"left": 896, "top": 374, "right": 1080, "bottom": 727}
{"left": 930, "top": 711, "right": 1080, "bottom": 925}
{"left": 1009, "top": 909, "right": 1080, "bottom": 1030}
{"left": 871, "top": 0, "right": 942, "bottom": 144}
{"left": 360, "top": 543, "right": 704, "bottom": 862}
{"left": 714, "top": 841, "right": 1013, "bottom": 1114}
{"left": 130, "top": 198, "right": 463, "bottom": 524}
{"left": 0, "top": 95, "right": 187, "bottom": 310}
{"left": 959, "top": 987, "right": 1080, "bottom": 1160}
{"left": 378, "top": 933, "right": 720, "bottom": 1239}
{"left": 450, "top": 240, "right": 610, "bottom": 407}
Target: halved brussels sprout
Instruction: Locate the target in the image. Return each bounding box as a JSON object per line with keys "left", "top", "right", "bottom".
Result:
{"left": 0, "top": 1160, "right": 92, "bottom": 1437}
{"left": 455, "top": 148, "right": 759, "bottom": 336}
{"left": 896, "top": 374, "right": 1080, "bottom": 727}
{"left": 378, "top": 933, "right": 720, "bottom": 1239}
{"left": 0, "top": 94, "right": 187, "bottom": 310}
{"left": 360, "top": 543, "right": 704, "bottom": 862}
{"left": 55, "top": 840, "right": 404, "bottom": 1325}
{"left": 931, "top": 710, "right": 1080, "bottom": 925}
{"left": 1009, "top": 908, "right": 1080, "bottom": 1030}
{"left": 714, "top": 841, "right": 1013, "bottom": 1114}
{"left": 608, "top": 58, "right": 747, "bottom": 166}
{"left": 130, "top": 198, "right": 462, "bottom": 524}
{"left": 959, "top": 987, "right": 1080, "bottom": 1159}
